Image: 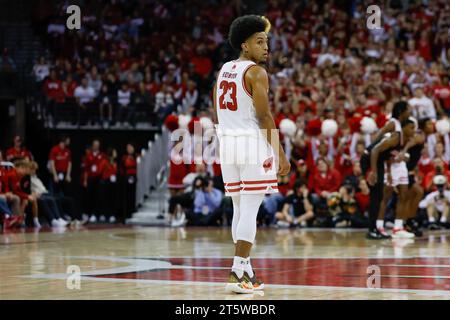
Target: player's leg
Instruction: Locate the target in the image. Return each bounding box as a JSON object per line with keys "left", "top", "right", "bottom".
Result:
{"left": 391, "top": 162, "right": 415, "bottom": 238}
{"left": 441, "top": 202, "right": 449, "bottom": 225}
{"left": 367, "top": 161, "right": 385, "bottom": 239}
{"left": 234, "top": 193, "right": 265, "bottom": 290}
{"left": 377, "top": 185, "right": 393, "bottom": 237}
{"left": 405, "top": 182, "right": 424, "bottom": 236}
{"left": 220, "top": 136, "right": 252, "bottom": 293}
{"left": 236, "top": 136, "right": 277, "bottom": 290}
{"left": 231, "top": 195, "right": 241, "bottom": 244}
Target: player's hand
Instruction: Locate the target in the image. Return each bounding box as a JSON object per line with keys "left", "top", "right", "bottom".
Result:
{"left": 65, "top": 175, "right": 71, "bottom": 183}
{"left": 387, "top": 174, "right": 393, "bottom": 186}
{"left": 367, "top": 171, "right": 377, "bottom": 186}
{"left": 278, "top": 155, "right": 291, "bottom": 176}
{"left": 53, "top": 175, "right": 59, "bottom": 183}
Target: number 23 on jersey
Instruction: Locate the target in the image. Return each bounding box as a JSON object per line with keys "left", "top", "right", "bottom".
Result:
{"left": 219, "top": 80, "right": 238, "bottom": 111}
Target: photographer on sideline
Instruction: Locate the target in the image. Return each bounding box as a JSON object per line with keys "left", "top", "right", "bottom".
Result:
{"left": 187, "top": 177, "right": 223, "bottom": 226}
{"left": 419, "top": 175, "right": 450, "bottom": 230}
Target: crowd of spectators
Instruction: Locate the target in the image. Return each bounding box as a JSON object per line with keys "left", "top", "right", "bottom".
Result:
{"left": 0, "top": 135, "right": 138, "bottom": 229}
{"left": 164, "top": 0, "right": 450, "bottom": 229}
{"left": 25, "top": 0, "right": 450, "bottom": 229}
{"left": 31, "top": 0, "right": 244, "bottom": 127}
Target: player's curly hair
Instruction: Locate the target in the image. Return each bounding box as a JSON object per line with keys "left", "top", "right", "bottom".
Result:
{"left": 228, "top": 15, "right": 271, "bottom": 52}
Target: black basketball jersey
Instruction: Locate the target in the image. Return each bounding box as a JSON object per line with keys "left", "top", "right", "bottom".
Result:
{"left": 407, "top": 143, "right": 424, "bottom": 171}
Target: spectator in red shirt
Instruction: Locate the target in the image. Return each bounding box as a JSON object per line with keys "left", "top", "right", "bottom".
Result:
{"left": 308, "top": 157, "right": 342, "bottom": 217}
{"left": 10, "top": 161, "right": 40, "bottom": 227}
{"left": 0, "top": 161, "right": 22, "bottom": 227}
{"left": 121, "top": 143, "right": 137, "bottom": 222}
{"left": 43, "top": 70, "right": 64, "bottom": 125}
{"left": 355, "top": 178, "right": 370, "bottom": 215}
{"left": 82, "top": 139, "right": 106, "bottom": 223}
{"left": 99, "top": 148, "right": 119, "bottom": 224}
{"left": 6, "top": 135, "right": 33, "bottom": 161}
{"left": 49, "top": 135, "right": 72, "bottom": 196}
{"left": 423, "top": 158, "right": 450, "bottom": 192}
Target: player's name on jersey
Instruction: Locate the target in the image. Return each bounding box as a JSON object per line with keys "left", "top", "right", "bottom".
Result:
{"left": 222, "top": 72, "right": 237, "bottom": 79}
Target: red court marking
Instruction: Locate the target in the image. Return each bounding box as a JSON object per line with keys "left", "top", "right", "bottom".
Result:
{"left": 92, "top": 257, "right": 450, "bottom": 291}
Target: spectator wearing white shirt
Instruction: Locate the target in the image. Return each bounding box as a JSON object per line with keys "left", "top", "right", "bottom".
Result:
{"left": 408, "top": 87, "right": 437, "bottom": 120}
{"left": 33, "top": 56, "right": 50, "bottom": 83}
{"left": 181, "top": 80, "right": 198, "bottom": 113}
{"left": 116, "top": 82, "right": 135, "bottom": 127}
{"left": 87, "top": 67, "right": 103, "bottom": 96}
{"left": 74, "top": 78, "right": 96, "bottom": 125}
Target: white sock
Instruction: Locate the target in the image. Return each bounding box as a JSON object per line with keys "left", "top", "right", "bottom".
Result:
{"left": 245, "top": 257, "right": 254, "bottom": 278}
{"left": 231, "top": 256, "right": 247, "bottom": 278}
{"left": 376, "top": 220, "right": 384, "bottom": 230}
{"left": 33, "top": 217, "right": 41, "bottom": 227}
{"left": 429, "top": 216, "right": 436, "bottom": 223}
{"left": 440, "top": 216, "right": 447, "bottom": 223}
{"left": 394, "top": 219, "right": 403, "bottom": 230}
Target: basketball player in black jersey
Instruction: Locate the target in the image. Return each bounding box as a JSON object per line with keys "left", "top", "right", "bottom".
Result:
{"left": 361, "top": 119, "right": 416, "bottom": 239}
{"left": 402, "top": 118, "right": 434, "bottom": 236}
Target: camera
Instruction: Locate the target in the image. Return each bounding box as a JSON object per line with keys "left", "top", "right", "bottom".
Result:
{"left": 433, "top": 175, "right": 447, "bottom": 198}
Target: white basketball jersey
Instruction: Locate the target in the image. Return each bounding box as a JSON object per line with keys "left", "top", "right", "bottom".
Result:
{"left": 215, "top": 60, "right": 260, "bottom": 136}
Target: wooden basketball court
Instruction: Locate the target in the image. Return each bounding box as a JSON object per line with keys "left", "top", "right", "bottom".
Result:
{"left": 1, "top": 226, "right": 450, "bottom": 300}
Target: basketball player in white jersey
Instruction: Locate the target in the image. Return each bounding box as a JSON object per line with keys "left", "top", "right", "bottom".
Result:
{"left": 213, "top": 15, "right": 290, "bottom": 293}
{"left": 371, "top": 101, "right": 416, "bottom": 238}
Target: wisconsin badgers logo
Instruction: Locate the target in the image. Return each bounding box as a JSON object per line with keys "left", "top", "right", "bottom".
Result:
{"left": 263, "top": 157, "right": 273, "bottom": 172}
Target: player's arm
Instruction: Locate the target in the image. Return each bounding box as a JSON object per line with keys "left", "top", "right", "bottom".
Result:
{"left": 66, "top": 160, "right": 72, "bottom": 182}
{"left": 246, "top": 65, "right": 290, "bottom": 175}
{"left": 373, "top": 121, "right": 395, "bottom": 142}
{"left": 212, "top": 83, "right": 218, "bottom": 125}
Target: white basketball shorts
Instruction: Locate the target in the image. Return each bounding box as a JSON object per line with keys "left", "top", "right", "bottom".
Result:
{"left": 218, "top": 134, "right": 278, "bottom": 196}
{"left": 384, "top": 161, "right": 408, "bottom": 187}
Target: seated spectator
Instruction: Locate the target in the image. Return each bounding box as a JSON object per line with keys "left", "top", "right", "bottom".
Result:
{"left": 355, "top": 178, "right": 370, "bottom": 215}
{"left": 423, "top": 158, "right": 450, "bottom": 192}
{"left": 275, "top": 180, "right": 314, "bottom": 228}
{"left": 168, "top": 164, "right": 210, "bottom": 227}
{"left": 116, "top": 82, "right": 135, "bottom": 127}
{"left": 342, "top": 161, "right": 363, "bottom": 190}
{"left": 134, "top": 81, "right": 154, "bottom": 123}
{"left": 331, "top": 184, "right": 368, "bottom": 228}
{"left": 155, "top": 83, "right": 175, "bottom": 122}
{"left": 6, "top": 135, "right": 33, "bottom": 161}
{"left": 288, "top": 159, "right": 309, "bottom": 190}
{"left": 187, "top": 177, "right": 223, "bottom": 226}
{"left": 74, "top": 78, "right": 96, "bottom": 125}
{"left": 32, "top": 56, "right": 50, "bottom": 84}
{"left": 409, "top": 87, "right": 437, "bottom": 120}
{"left": 419, "top": 175, "right": 450, "bottom": 229}
{"left": 29, "top": 162, "right": 69, "bottom": 227}
{"left": 0, "top": 160, "right": 21, "bottom": 219}
{"left": 97, "top": 84, "right": 113, "bottom": 127}
{"left": 308, "top": 157, "right": 342, "bottom": 224}
{"left": 10, "top": 161, "right": 39, "bottom": 227}
{"left": 43, "top": 70, "right": 64, "bottom": 125}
